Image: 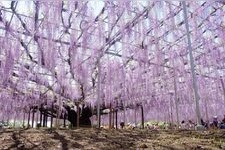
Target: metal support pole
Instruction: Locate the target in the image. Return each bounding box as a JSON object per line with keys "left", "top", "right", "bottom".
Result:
{"left": 182, "top": 2, "right": 201, "bottom": 125}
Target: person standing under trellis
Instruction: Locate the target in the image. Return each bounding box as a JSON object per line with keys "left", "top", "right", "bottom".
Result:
{"left": 222, "top": 115, "right": 225, "bottom": 124}
{"left": 220, "top": 115, "right": 225, "bottom": 129}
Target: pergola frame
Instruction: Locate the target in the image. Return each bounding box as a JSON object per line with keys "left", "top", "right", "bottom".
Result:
{"left": 0, "top": 1, "right": 224, "bottom": 127}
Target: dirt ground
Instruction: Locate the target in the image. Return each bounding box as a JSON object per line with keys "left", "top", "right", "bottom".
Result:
{"left": 0, "top": 128, "right": 224, "bottom": 150}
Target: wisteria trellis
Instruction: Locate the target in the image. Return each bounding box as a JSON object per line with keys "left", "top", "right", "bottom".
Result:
{"left": 0, "top": 1, "right": 225, "bottom": 125}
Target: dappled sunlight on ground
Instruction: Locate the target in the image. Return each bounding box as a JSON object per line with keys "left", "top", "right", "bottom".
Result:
{"left": 0, "top": 128, "right": 224, "bottom": 150}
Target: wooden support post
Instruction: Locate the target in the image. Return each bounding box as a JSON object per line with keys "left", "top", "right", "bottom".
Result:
{"left": 45, "top": 114, "right": 48, "bottom": 127}
{"left": 43, "top": 111, "right": 46, "bottom": 127}
{"left": 63, "top": 113, "right": 66, "bottom": 128}
{"left": 91, "top": 105, "right": 94, "bottom": 128}
{"left": 134, "top": 107, "right": 137, "bottom": 127}
{"left": 50, "top": 103, "right": 53, "bottom": 128}
{"left": 76, "top": 104, "right": 80, "bottom": 128}
{"left": 182, "top": 1, "right": 201, "bottom": 125}
{"left": 22, "top": 110, "right": 25, "bottom": 128}
{"left": 112, "top": 108, "right": 115, "bottom": 128}
{"left": 220, "top": 77, "right": 225, "bottom": 112}
{"left": 35, "top": 109, "right": 38, "bottom": 128}
{"left": 27, "top": 109, "right": 31, "bottom": 128}
{"left": 31, "top": 109, "right": 35, "bottom": 128}
{"left": 98, "top": 110, "right": 101, "bottom": 128}
{"left": 109, "top": 103, "right": 112, "bottom": 129}
{"left": 115, "top": 109, "right": 118, "bottom": 129}
{"left": 42, "top": 112, "right": 45, "bottom": 127}
{"left": 43, "top": 113, "right": 45, "bottom": 127}
{"left": 13, "top": 115, "right": 16, "bottom": 128}
{"left": 97, "top": 58, "right": 101, "bottom": 128}
{"left": 170, "top": 94, "right": 174, "bottom": 125}
{"left": 39, "top": 107, "right": 42, "bottom": 127}
{"left": 123, "top": 103, "right": 126, "bottom": 126}
{"left": 141, "top": 105, "right": 144, "bottom": 129}
{"left": 204, "top": 97, "right": 209, "bottom": 122}
{"left": 43, "top": 112, "right": 48, "bottom": 127}
{"left": 173, "top": 67, "right": 180, "bottom": 126}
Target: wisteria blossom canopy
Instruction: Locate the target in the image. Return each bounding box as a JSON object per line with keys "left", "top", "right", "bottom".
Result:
{"left": 0, "top": 1, "right": 225, "bottom": 124}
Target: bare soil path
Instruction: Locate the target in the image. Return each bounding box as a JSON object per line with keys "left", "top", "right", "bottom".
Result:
{"left": 0, "top": 128, "right": 224, "bottom": 150}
